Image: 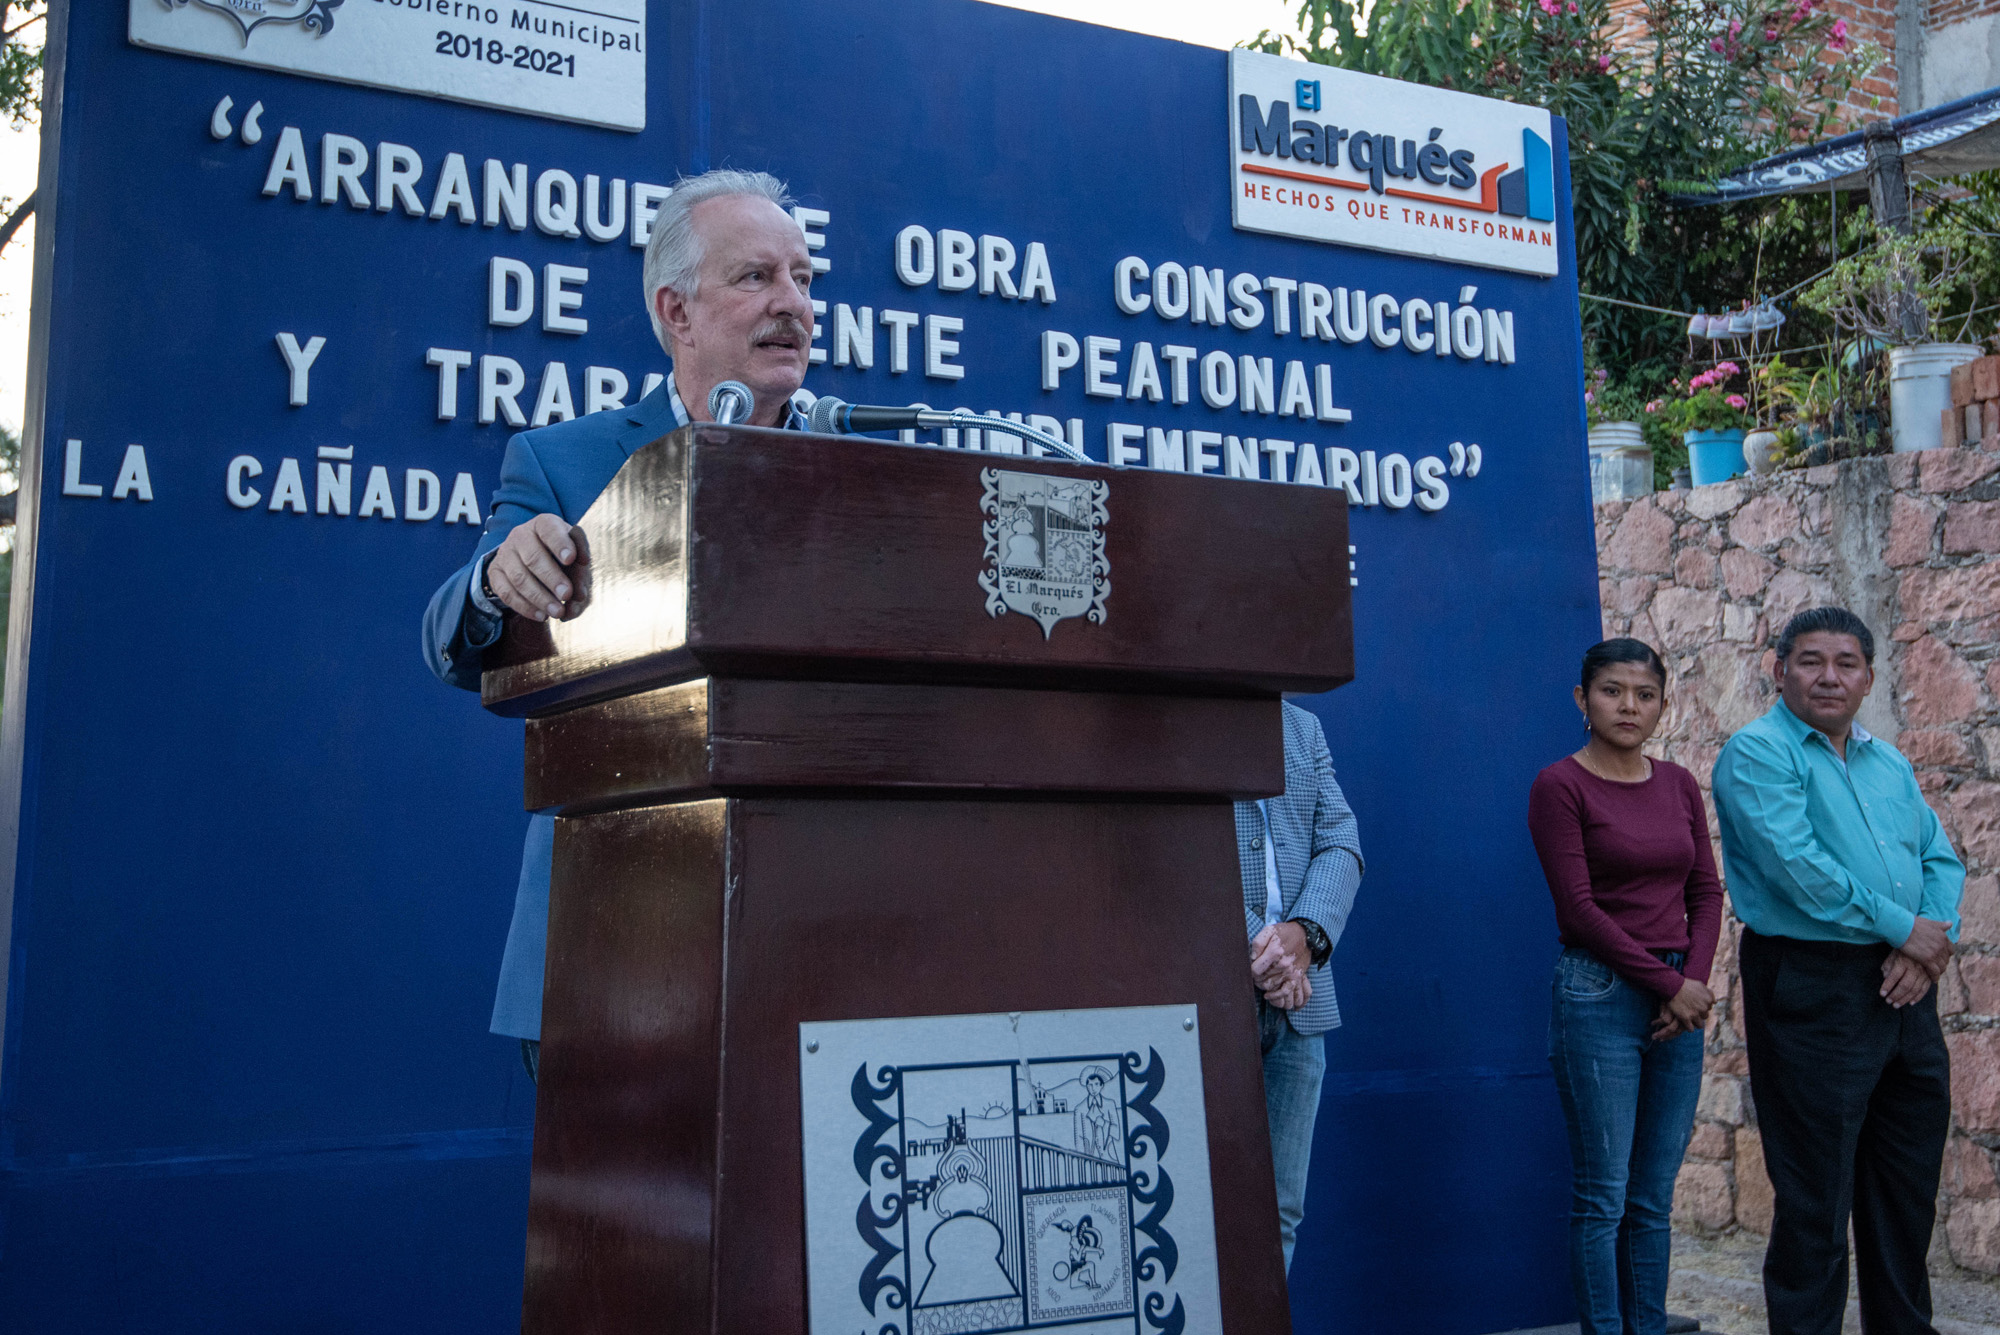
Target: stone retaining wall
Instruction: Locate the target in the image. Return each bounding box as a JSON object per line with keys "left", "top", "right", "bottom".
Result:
{"left": 1592, "top": 447, "right": 2000, "bottom": 1272}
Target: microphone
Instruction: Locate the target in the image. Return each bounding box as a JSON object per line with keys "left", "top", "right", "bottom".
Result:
{"left": 806, "top": 395, "right": 1093, "bottom": 464}
{"left": 807, "top": 397, "right": 927, "bottom": 434}
{"left": 708, "top": 380, "right": 754, "bottom": 425}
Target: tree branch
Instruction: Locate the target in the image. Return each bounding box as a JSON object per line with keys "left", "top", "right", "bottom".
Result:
{"left": 0, "top": 188, "right": 35, "bottom": 255}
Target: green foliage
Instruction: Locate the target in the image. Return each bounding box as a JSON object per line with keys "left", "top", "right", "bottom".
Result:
{"left": 0, "top": 0, "right": 42, "bottom": 126}
{"left": 1255, "top": 0, "right": 1878, "bottom": 376}
{"left": 1798, "top": 217, "right": 1985, "bottom": 345}
{"left": 1584, "top": 366, "right": 1649, "bottom": 424}
{"left": 1644, "top": 359, "right": 1754, "bottom": 433}
{"left": 1916, "top": 173, "right": 2000, "bottom": 346}
{"left": 1756, "top": 355, "right": 1836, "bottom": 430}
{"left": 1748, "top": 345, "right": 1888, "bottom": 462}
{"left": 1649, "top": 428, "right": 1689, "bottom": 489}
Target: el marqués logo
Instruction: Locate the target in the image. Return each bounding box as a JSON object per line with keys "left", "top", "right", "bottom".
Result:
{"left": 1228, "top": 51, "right": 1562, "bottom": 278}
{"left": 1239, "top": 89, "right": 1554, "bottom": 227}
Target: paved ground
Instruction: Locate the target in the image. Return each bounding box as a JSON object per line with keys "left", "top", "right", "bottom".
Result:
{"left": 1493, "top": 1229, "right": 2000, "bottom": 1335}
{"left": 1666, "top": 1228, "right": 2000, "bottom": 1335}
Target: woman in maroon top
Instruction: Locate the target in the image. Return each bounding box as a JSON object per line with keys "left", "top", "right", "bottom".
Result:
{"left": 1530, "top": 638, "right": 1723, "bottom": 1335}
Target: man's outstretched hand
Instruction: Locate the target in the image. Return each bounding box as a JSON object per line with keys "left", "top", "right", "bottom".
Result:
{"left": 486, "top": 514, "right": 588, "bottom": 622}
{"left": 1249, "top": 922, "right": 1312, "bottom": 1012}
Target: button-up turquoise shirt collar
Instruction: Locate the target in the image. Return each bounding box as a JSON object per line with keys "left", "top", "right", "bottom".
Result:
{"left": 1836, "top": 719, "right": 1872, "bottom": 767}
{"left": 1712, "top": 699, "right": 1963, "bottom": 950}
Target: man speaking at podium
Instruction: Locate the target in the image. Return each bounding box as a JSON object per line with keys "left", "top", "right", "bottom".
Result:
{"left": 420, "top": 169, "right": 816, "bottom": 1075}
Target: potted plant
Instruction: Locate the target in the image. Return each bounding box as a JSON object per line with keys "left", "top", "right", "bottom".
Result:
{"left": 1757, "top": 357, "right": 1850, "bottom": 468}
{"left": 1586, "top": 369, "right": 1652, "bottom": 500}
{"left": 1799, "top": 220, "right": 1984, "bottom": 452}
{"left": 1647, "top": 362, "right": 1753, "bottom": 485}
{"left": 1747, "top": 358, "right": 1800, "bottom": 472}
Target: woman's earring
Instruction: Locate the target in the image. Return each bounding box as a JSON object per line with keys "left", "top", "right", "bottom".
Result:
{"left": 1583, "top": 717, "right": 1592, "bottom": 732}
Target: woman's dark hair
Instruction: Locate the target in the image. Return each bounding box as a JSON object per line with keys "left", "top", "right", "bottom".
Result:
{"left": 1580, "top": 638, "right": 1667, "bottom": 691}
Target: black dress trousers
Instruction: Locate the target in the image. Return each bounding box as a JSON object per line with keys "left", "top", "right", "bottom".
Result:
{"left": 1740, "top": 929, "right": 1952, "bottom": 1335}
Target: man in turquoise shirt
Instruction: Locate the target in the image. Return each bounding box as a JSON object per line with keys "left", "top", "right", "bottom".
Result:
{"left": 1714, "top": 607, "right": 1964, "bottom": 1335}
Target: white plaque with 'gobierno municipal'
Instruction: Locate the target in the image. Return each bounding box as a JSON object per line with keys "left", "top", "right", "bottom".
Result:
{"left": 800, "top": 1004, "right": 1221, "bottom": 1335}
{"left": 129, "top": 0, "right": 645, "bottom": 132}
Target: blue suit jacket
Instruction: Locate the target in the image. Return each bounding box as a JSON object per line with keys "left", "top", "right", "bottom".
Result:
{"left": 1234, "top": 703, "right": 1365, "bottom": 1037}
{"left": 422, "top": 380, "right": 684, "bottom": 1039}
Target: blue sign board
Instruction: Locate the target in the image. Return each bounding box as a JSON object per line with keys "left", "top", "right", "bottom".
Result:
{"left": 0, "top": 2, "right": 1598, "bottom": 1330}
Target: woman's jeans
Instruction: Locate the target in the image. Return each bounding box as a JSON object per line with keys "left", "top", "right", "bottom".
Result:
{"left": 1549, "top": 948, "right": 1704, "bottom": 1335}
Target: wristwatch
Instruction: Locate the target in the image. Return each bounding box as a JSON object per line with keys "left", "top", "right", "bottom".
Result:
{"left": 474, "top": 552, "right": 506, "bottom": 617}
{"left": 1289, "top": 917, "right": 1331, "bottom": 968}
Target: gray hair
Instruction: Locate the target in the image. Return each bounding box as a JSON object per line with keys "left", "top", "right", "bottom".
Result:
{"left": 641, "top": 168, "right": 795, "bottom": 348}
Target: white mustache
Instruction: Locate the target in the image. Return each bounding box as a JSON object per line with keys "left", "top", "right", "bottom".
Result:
{"left": 752, "top": 319, "right": 807, "bottom": 346}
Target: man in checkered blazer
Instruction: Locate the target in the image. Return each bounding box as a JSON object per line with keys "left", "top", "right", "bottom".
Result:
{"left": 1238, "top": 701, "right": 1365, "bottom": 1271}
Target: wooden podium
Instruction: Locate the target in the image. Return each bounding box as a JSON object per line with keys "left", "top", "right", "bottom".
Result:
{"left": 483, "top": 425, "right": 1353, "bottom": 1335}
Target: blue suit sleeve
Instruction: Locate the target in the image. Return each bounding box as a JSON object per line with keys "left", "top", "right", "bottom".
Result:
{"left": 1289, "top": 712, "right": 1364, "bottom": 954}
{"left": 419, "top": 428, "right": 562, "bottom": 692}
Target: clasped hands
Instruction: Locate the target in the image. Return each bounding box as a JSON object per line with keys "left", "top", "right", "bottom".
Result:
{"left": 1249, "top": 921, "right": 1313, "bottom": 1011}
{"left": 1650, "top": 978, "right": 1714, "bottom": 1041}
{"left": 1881, "top": 917, "right": 1954, "bottom": 1009}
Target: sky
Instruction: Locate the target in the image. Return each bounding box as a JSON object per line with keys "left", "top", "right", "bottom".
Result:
{"left": 0, "top": 0, "right": 1306, "bottom": 436}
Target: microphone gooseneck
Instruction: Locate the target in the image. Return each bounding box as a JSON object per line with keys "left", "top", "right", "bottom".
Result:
{"left": 805, "top": 395, "right": 1094, "bottom": 465}
{"left": 708, "top": 380, "right": 755, "bottom": 426}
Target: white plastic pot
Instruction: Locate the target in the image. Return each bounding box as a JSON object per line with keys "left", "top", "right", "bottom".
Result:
{"left": 1587, "top": 422, "right": 1645, "bottom": 452}
{"left": 1890, "top": 343, "right": 1982, "bottom": 453}
{"left": 1587, "top": 421, "right": 1652, "bottom": 502}
{"left": 1745, "top": 429, "right": 1784, "bottom": 475}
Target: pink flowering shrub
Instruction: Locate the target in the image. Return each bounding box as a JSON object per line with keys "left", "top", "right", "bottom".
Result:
{"left": 1650, "top": 362, "right": 1754, "bottom": 435}
{"left": 1586, "top": 365, "right": 1650, "bottom": 426}
{"left": 1704, "top": 1, "right": 1855, "bottom": 67}
{"left": 1252, "top": 0, "right": 1876, "bottom": 413}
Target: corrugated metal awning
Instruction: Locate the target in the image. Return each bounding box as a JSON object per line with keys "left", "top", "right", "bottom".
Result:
{"left": 1677, "top": 85, "right": 2000, "bottom": 204}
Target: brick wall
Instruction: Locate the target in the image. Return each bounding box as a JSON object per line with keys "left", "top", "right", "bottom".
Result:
{"left": 1602, "top": 0, "right": 1898, "bottom": 122}
{"left": 1606, "top": 0, "right": 1654, "bottom": 54}
{"left": 1605, "top": 0, "right": 2000, "bottom": 124}
{"left": 1927, "top": 0, "right": 2000, "bottom": 36}
{"left": 1592, "top": 443, "right": 2000, "bottom": 1269}
{"left": 1834, "top": 0, "right": 1903, "bottom": 115}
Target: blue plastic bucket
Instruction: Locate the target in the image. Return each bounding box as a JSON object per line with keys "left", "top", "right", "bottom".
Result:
{"left": 1686, "top": 429, "right": 1746, "bottom": 486}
